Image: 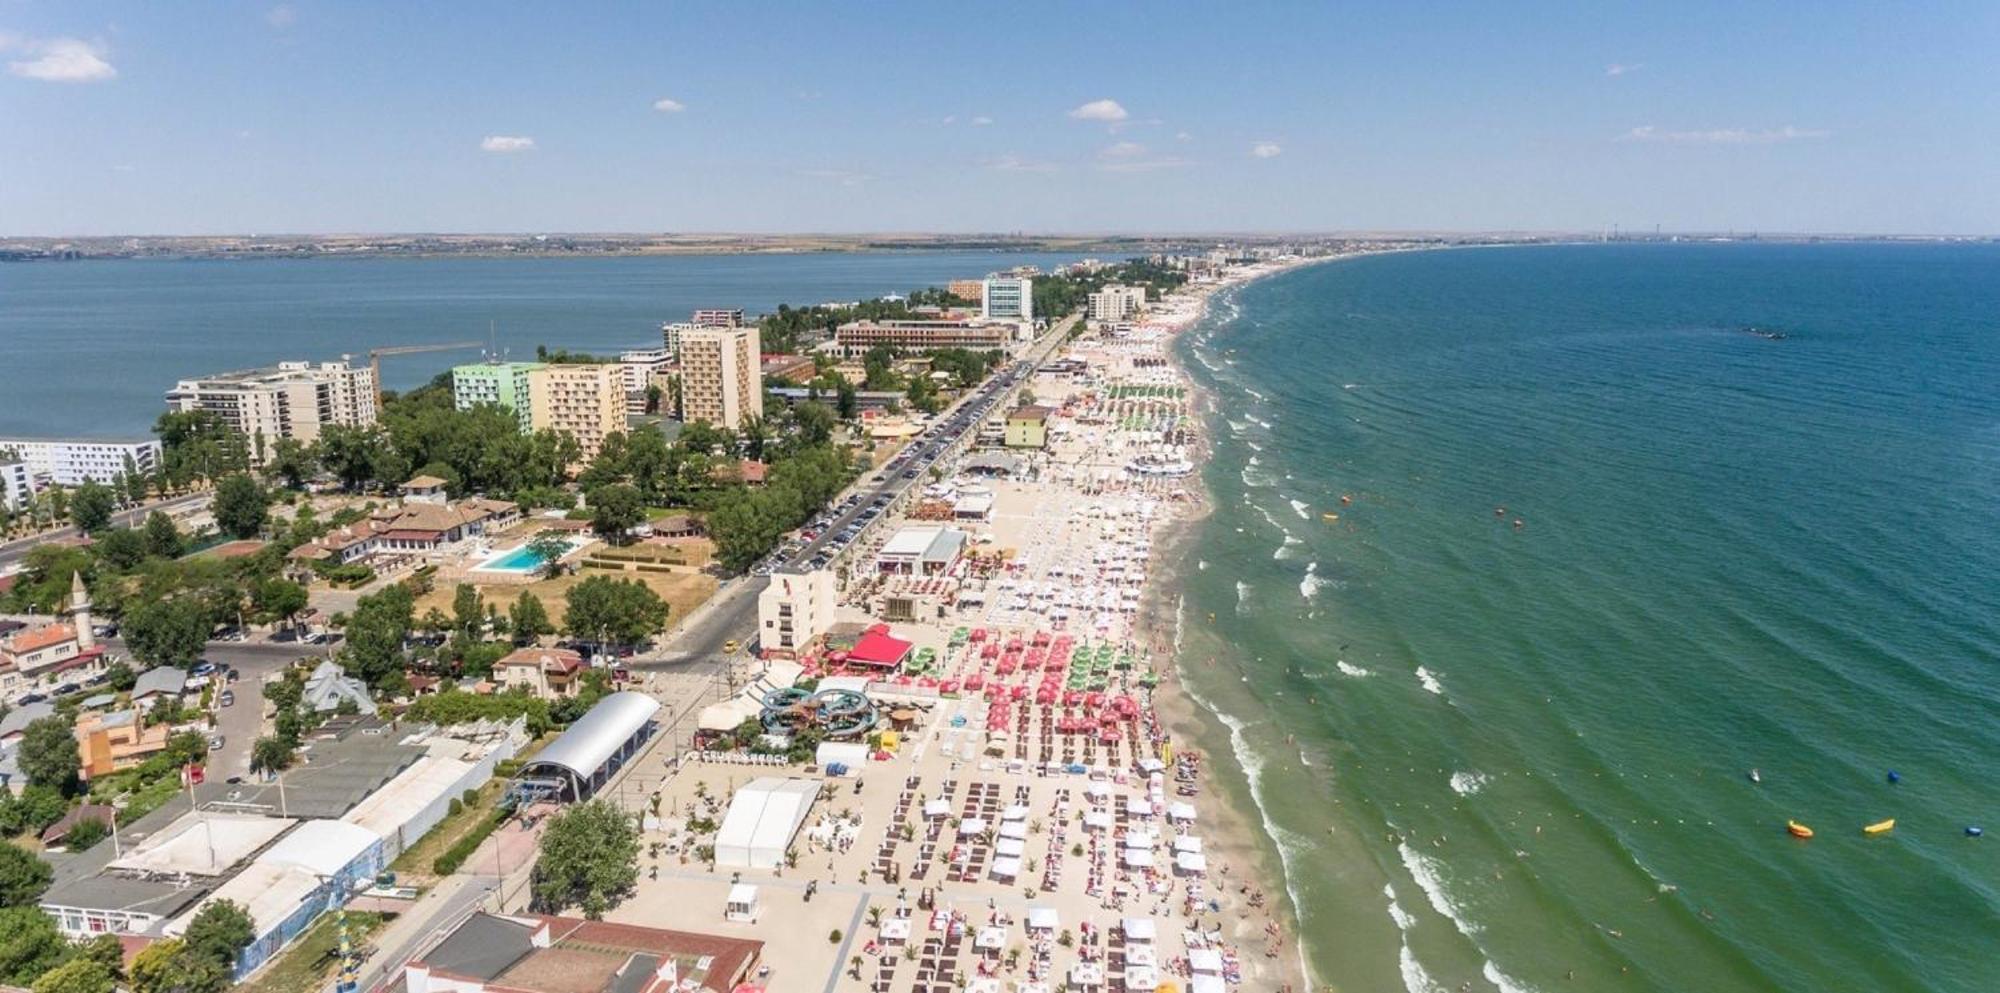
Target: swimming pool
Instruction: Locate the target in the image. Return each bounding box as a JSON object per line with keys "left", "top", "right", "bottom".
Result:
{"left": 471, "top": 538, "right": 583, "bottom": 574}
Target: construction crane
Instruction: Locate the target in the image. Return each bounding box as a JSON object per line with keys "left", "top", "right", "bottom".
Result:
{"left": 357, "top": 341, "right": 482, "bottom": 410}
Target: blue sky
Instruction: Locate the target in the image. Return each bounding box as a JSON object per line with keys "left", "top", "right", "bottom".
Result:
{"left": 3, "top": 2, "right": 1996, "bottom": 235}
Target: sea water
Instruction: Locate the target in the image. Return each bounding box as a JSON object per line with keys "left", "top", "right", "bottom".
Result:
{"left": 1173, "top": 243, "right": 2000, "bottom": 993}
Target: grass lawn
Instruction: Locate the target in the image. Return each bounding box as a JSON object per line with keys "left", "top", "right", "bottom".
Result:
{"left": 415, "top": 565, "right": 716, "bottom": 631}
{"left": 239, "top": 911, "right": 386, "bottom": 993}
{"left": 390, "top": 734, "right": 551, "bottom": 883}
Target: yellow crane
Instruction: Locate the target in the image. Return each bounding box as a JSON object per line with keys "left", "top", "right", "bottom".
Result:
{"left": 359, "top": 341, "right": 482, "bottom": 410}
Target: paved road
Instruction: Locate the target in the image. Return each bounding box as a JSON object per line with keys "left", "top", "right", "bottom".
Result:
{"left": 0, "top": 492, "right": 212, "bottom": 570}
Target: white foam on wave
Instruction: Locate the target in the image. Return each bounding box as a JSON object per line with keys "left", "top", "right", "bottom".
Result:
{"left": 1299, "top": 562, "right": 1329, "bottom": 601}
{"left": 1483, "top": 962, "right": 1541, "bottom": 993}
{"left": 1397, "top": 841, "right": 1479, "bottom": 935}
{"left": 1197, "top": 559, "right": 1208, "bottom": 571}
{"left": 1235, "top": 581, "right": 1253, "bottom": 612}
{"left": 1415, "top": 666, "right": 1444, "bottom": 696}
{"left": 1273, "top": 533, "right": 1303, "bottom": 561}
{"left": 1251, "top": 415, "right": 1275, "bottom": 429}
{"left": 1449, "top": 771, "right": 1490, "bottom": 796}
{"left": 1248, "top": 455, "right": 1262, "bottom": 466}
{"left": 1245, "top": 440, "right": 1264, "bottom": 452}
{"left": 1336, "top": 660, "right": 1372, "bottom": 678}
{"left": 1288, "top": 498, "right": 1312, "bottom": 520}
{"left": 1384, "top": 884, "right": 1443, "bottom": 993}
{"left": 1243, "top": 386, "right": 1268, "bottom": 401}
{"left": 1226, "top": 418, "right": 1250, "bottom": 434}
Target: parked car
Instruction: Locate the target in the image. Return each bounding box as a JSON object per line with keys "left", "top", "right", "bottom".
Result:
{"left": 208, "top": 734, "right": 226, "bottom": 750}
{"left": 218, "top": 690, "right": 235, "bottom": 707}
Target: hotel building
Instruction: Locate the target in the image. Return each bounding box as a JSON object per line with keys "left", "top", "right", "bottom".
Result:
{"left": 981, "top": 275, "right": 1034, "bottom": 322}
{"left": 451, "top": 361, "right": 544, "bottom": 433}
{"left": 529, "top": 364, "right": 625, "bottom": 460}
{"left": 0, "top": 437, "right": 162, "bottom": 489}
{"left": 678, "top": 325, "right": 764, "bottom": 429}
{"left": 833, "top": 318, "right": 1012, "bottom": 356}
{"left": 164, "top": 360, "right": 375, "bottom": 461}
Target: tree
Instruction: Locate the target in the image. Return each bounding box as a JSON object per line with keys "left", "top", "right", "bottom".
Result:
{"left": 794, "top": 402, "right": 836, "bottom": 447}
{"left": 342, "top": 583, "right": 414, "bottom": 686}
{"left": 250, "top": 577, "right": 309, "bottom": 633}
{"left": 451, "top": 583, "right": 484, "bottom": 642}
{"left": 509, "top": 591, "right": 554, "bottom": 644}
{"left": 0, "top": 906, "right": 72, "bottom": 986}
{"left": 31, "top": 957, "right": 115, "bottom": 993}
{"left": 263, "top": 438, "right": 317, "bottom": 491}
{"left": 835, "top": 378, "right": 858, "bottom": 420}
{"left": 212, "top": 474, "right": 269, "bottom": 539}
{"left": 129, "top": 939, "right": 227, "bottom": 993}
{"left": 587, "top": 484, "right": 645, "bottom": 543}
{"left": 69, "top": 481, "right": 116, "bottom": 534}
{"left": 180, "top": 899, "right": 254, "bottom": 972}
{"left": 0, "top": 845, "right": 53, "bottom": 907}
{"left": 250, "top": 735, "right": 294, "bottom": 774}
{"left": 563, "top": 576, "right": 669, "bottom": 647}
{"left": 144, "top": 510, "right": 185, "bottom": 558}
{"left": 527, "top": 531, "right": 572, "bottom": 579}
{"left": 123, "top": 598, "right": 210, "bottom": 666}
{"left": 18, "top": 718, "right": 81, "bottom": 794}
{"left": 531, "top": 799, "right": 640, "bottom": 919}
{"left": 95, "top": 528, "right": 150, "bottom": 570}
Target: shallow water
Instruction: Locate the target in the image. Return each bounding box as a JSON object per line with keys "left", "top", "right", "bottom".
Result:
{"left": 1173, "top": 243, "right": 2000, "bottom": 993}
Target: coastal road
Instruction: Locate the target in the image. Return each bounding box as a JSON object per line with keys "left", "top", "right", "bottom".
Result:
{"left": 0, "top": 492, "right": 212, "bottom": 570}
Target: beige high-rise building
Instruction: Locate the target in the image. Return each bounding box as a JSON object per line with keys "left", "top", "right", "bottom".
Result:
{"left": 528, "top": 364, "right": 624, "bottom": 461}
{"left": 678, "top": 325, "right": 763, "bottom": 429}
{"left": 164, "top": 360, "right": 376, "bottom": 463}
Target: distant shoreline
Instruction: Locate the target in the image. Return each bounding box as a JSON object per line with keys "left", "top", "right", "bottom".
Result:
{"left": 6, "top": 232, "right": 1979, "bottom": 264}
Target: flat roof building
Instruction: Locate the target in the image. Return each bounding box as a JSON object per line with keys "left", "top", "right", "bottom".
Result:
{"left": 678, "top": 325, "right": 763, "bottom": 429}
{"left": 406, "top": 911, "right": 763, "bottom": 993}
{"left": 691, "top": 308, "right": 744, "bottom": 328}
{"left": 512, "top": 692, "right": 660, "bottom": 803}
{"left": 876, "top": 525, "right": 969, "bottom": 576}
{"left": 0, "top": 437, "right": 163, "bottom": 489}
{"left": 757, "top": 568, "right": 835, "bottom": 656}
{"left": 617, "top": 349, "right": 672, "bottom": 415}
{"left": 454, "top": 361, "right": 545, "bottom": 433}
{"left": 1089, "top": 285, "right": 1147, "bottom": 324}
{"left": 981, "top": 275, "right": 1034, "bottom": 322}
{"left": 165, "top": 360, "right": 375, "bottom": 461}
{"left": 833, "top": 318, "right": 1012, "bottom": 356}
{"left": 529, "top": 364, "right": 625, "bottom": 462}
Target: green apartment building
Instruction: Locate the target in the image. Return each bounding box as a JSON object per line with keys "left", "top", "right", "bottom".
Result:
{"left": 451, "top": 361, "right": 544, "bottom": 433}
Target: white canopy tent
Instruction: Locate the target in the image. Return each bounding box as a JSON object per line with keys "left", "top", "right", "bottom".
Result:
{"left": 1121, "top": 917, "right": 1156, "bottom": 942}
{"left": 725, "top": 883, "right": 759, "bottom": 922}
{"left": 714, "top": 778, "right": 821, "bottom": 869}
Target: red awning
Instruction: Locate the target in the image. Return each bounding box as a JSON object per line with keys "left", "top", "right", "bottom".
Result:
{"left": 849, "top": 627, "right": 914, "bottom": 668}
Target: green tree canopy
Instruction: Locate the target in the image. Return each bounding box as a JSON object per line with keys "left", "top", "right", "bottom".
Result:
{"left": 144, "top": 511, "right": 185, "bottom": 558}
{"left": 530, "top": 799, "right": 639, "bottom": 919}
{"left": 509, "top": 590, "right": 554, "bottom": 644}
{"left": 587, "top": 483, "right": 645, "bottom": 542}
{"left": 0, "top": 906, "right": 72, "bottom": 986}
{"left": 180, "top": 899, "right": 254, "bottom": 972}
{"left": 129, "top": 938, "right": 227, "bottom": 993}
{"left": 211, "top": 474, "right": 270, "bottom": 540}
{"left": 31, "top": 956, "right": 116, "bottom": 993}
{"left": 122, "top": 598, "right": 211, "bottom": 667}
{"left": 562, "top": 576, "right": 669, "bottom": 647}
{"left": 0, "top": 844, "right": 54, "bottom": 908}
{"left": 342, "top": 583, "right": 414, "bottom": 686}
{"left": 18, "top": 718, "right": 81, "bottom": 794}
{"left": 69, "top": 481, "right": 116, "bottom": 534}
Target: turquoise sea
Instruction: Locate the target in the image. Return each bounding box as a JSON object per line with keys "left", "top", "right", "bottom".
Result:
{"left": 0, "top": 250, "right": 1083, "bottom": 438}
{"left": 1172, "top": 244, "right": 2000, "bottom": 993}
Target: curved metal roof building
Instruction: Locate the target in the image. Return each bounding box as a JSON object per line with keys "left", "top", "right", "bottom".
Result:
{"left": 516, "top": 691, "right": 661, "bottom": 801}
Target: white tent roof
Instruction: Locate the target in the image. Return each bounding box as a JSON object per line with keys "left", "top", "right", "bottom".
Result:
{"left": 1121, "top": 917, "right": 1156, "bottom": 941}
{"left": 1125, "top": 798, "right": 1154, "bottom": 816}
{"left": 816, "top": 741, "right": 869, "bottom": 771}
{"left": 1175, "top": 852, "right": 1208, "bottom": 873}
{"left": 1173, "top": 836, "right": 1204, "bottom": 853}
{"left": 1083, "top": 811, "right": 1113, "bottom": 830}
{"left": 531, "top": 691, "right": 660, "bottom": 781}
{"left": 714, "top": 777, "right": 820, "bottom": 869}
{"left": 817, "top": 675, "right": 871, "bottom": 695}
{"left": 259, "top": 819, "right": 379, "bottom": 876}
{"left": 923, "top": 798, "right": 951, "bottom": 818}
{"left": 1026, "top": 906, "right": 1060, "bottom": 930}
{"left": 1122, "top": 849, "right": 1154, "bottom": 867}
{"left": 1168, "top": 801, "right": 1197, "bottom": 821}
{"left": 1002, "top": 803, "right": 1029, "bottom": 821}
{"left": 108, "top": 812, "right": 294, "bottom": 877}
{"left": 989, "top": 856, "right": 1021, "bottom": 879}
{"left": 697, "top": 695, "right": 762, "bottom": 732}
{"left": 727, "top": 883, "right": 759, "bottom": 906}
{"left": 999, "top": 821, "right": 1027, "bottom": 840}
{"left": 959, "top": 817, "right": 987, "bottom": 835}
{"left": 996, "top": 837, "right": 1026, "bottom": 857}
{"left": 1189, "top": 948, "right": 1224, "bottom": 973}
{"left": 1191, "top": 975, "right": 1226, "bottom": 993}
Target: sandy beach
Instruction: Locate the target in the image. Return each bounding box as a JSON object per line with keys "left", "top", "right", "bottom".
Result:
{"left": 601, "top": 258, "right": 1325, "bottom": 993}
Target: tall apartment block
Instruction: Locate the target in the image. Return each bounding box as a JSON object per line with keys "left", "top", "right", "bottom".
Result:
{"left": 163, "top": 360, "right": 375, "bottom": 462}
{"left": 452, "top": 361, "right": 544, "bottom": 433}
{"left": 981, "top": 276, "right": 1034, "bottom": 322}
{"left": 528, "top": 364, "right": 625, "bottom": 461}
{"left": 677, "top": 325, "right": 764, "bottom": 429}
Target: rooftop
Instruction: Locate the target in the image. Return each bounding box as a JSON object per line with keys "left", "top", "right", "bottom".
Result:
{"left": 417, "top": 912, "right": 763, "bottom": 993}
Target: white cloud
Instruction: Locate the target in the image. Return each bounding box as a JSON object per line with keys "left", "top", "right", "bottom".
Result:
{"left": 1097, "top": 147, "right": 1191, "bottom": 174}
{"left": 1100, "top": 141, "right": 1147, "bottom": 159}
{"left": 971, "top": 115, "right": 993, "bottom": 126}
{"left": 266, "top": 5, "right": 298, "bottom": 28}
{"left": 942, "top": 115, "right": 957, "bottom": 125}
{"left": 1175, "top": 131, "right": 1193, "bottom": 142}
{"left": 1620, "top": 124, "right": 1829, "bottom": 145}
{"left": 5, "top": 36, "right": 117, "bottom": 83}
{"left": 480, "top": 135, "right": 536, "bottom": 153}
{"left": 652, "top": 97, "right": 686, "bottom": 113}
{"left": 1068, "top": 98, "right": 1129, "bottom": 122}
{"left": 985, "top": 155, "right": 1059, "bottom": 174}
{"left": 1250, "top": 141, "right": 1282, "bottom": 159}
{"left": 1605, "top": 62, "right": 1641, "bottom": 76}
